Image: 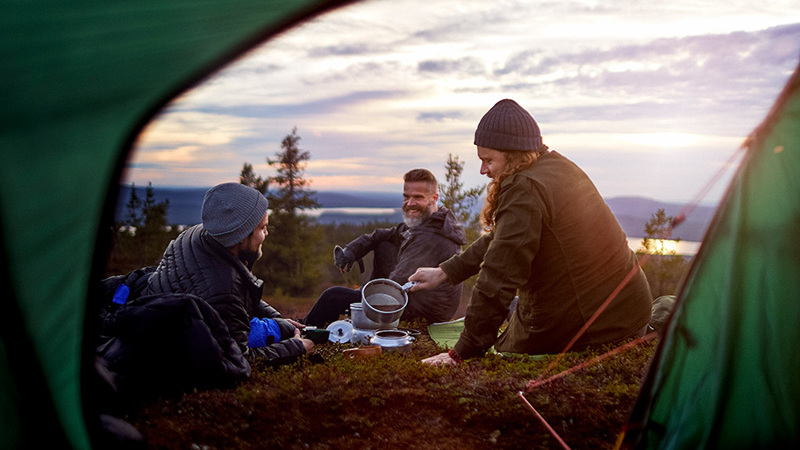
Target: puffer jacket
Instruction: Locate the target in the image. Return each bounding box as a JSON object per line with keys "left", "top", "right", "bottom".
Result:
{"left": 441, "top": 151, "right": 652, "bottom": 358}
{"left": 98, "top": 292, "right": 251, "bottom": 402}
{"left": 346, "top": 207, "right": 467, "bottom": 323}
{"left": 143, "top": 224, "right": 306, "bottom": 365}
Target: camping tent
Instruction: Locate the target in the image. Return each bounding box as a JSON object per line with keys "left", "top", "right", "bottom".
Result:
{"left": 623, "top": 61, "right": 800, "bottom": 448}
{"left": 0, "top": 1, "right": 356, "bottom": 448}
{"left": 3, "top": 1, "right": 799, "bottom": 448}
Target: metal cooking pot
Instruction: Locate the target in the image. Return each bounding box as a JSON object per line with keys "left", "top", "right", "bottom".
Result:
{"left": 361, "top": 279, "right": 413, "bottom": 324}
{"left": 369, "top": 329, "right": 414, "bottom": 353}
{"left": 350, "top": 302, "right": 397, "bottom": 330}
{"left": 350, "top": 328, "right": 375, "bottom": 345}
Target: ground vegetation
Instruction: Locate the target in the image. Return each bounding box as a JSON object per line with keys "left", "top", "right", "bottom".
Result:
{"left": 124, "top": 298, "right": 657, "bottom": 449}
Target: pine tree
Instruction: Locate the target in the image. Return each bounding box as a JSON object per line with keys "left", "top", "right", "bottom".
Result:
{"left": 637, "top": 208, "right": 689, "bottom": 297}
{"left": 440, "top": 153, "right": 485, "bottom": 243}
{"left": 267, "top": 127, "right": 319, "bottom": 214}
{"left": 243, "top": 127, "right": 322, "bottom": 296}
{"left": 240, "top": 162, "right": 268, "bottom": 194}
{"left": 141, "top": 182, "right": 170, "bottom": 234}
{"left": 110, "top": 182, "right": 175, "bottom": 273}
{"left": 124, "top": 183, "right": 143, "bottom": 231}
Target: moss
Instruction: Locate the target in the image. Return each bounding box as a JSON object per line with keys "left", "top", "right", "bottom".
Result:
{"left": 126, "top": 324, "right": 656, "bottom": 449}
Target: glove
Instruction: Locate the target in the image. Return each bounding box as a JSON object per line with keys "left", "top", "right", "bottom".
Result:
{"left": 333, "top": 245, "right": 357, "bottom": 272}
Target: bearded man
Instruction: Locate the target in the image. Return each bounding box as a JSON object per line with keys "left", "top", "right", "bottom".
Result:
{"left": 302, "top": 169, "right": 467, "bottom": 327}
{"left": 142, "top": 182, "right": 314, "bottom": 366}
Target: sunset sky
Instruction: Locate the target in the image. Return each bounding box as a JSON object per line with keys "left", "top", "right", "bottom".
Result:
{"left": 126, "top": 0, "right": 800, "bottom": 205}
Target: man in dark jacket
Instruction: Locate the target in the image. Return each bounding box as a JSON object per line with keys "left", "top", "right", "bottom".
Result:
{"left": 303, "top": 169, "right": 467, "bottom": 327}
{"left": 143, "top": 182, "right": 314, "bottom": 365}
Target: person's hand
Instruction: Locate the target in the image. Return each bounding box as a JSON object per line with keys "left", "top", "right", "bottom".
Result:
{"left": 408, "top": 267, "right": 448, "bottom": 291}
{"left": 292, "top": 327, "right": 316, "bottom": 353}
{"left": 300, "top": 338, "right": 315, "bottom": 354}
{"left": 422, "top": 351, "right": 458, "bottom": 366}
{"left": 286, "top": 318, "right": 305, "bottom": 330}
{"left": 333, "top": 245, "right": 357, "bottom": 272}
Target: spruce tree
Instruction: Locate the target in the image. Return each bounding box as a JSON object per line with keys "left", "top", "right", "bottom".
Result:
{"left": 244, "top": 127, "right": 322, "bottom": 297}
{"left": 637, "top": 208, "right": 689, "bottom": 297}
{"left": 440, "top": 153, "right": 485, "bottom": 243}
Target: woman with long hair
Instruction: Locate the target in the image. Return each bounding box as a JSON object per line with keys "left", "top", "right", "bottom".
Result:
{"left": 410, "top": 99, "right": 652, "bottom": 365}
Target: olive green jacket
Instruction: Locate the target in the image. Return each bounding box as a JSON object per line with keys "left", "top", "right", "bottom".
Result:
{"left": 441, "top": 151, "right": 652, "bottom": 358}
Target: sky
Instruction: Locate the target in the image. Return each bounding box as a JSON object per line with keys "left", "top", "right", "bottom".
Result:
{"left": 126, "top": 0, "right": 800, "bottom": 205}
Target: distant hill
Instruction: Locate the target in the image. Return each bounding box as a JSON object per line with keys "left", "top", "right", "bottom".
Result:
{"left": 115, "top": 186, "right": 716, "bottom": 241}
{"left": 605, "top": 197, "right": 717, "bottom": 242}
{"left": 114, "top": 186, "right": 403, "bottom": 227}
{"left": 315, "top": 191, "right": 400, "bottom": 208}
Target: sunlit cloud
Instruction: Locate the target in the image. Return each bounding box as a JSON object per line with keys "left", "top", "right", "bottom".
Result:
{"left": 135, "top": 111, "right": 261, "bottom": 147}
{"left": 122, "top": 0, "right": 800, "bottom": 203}
{"left": 617, "top": 133, "right": 712, "bottom": 149}
{"left": 138, "top": 145, "right": 202, "bottom": 164}
{"left": 307, "top": 158, "right": 376, "bottom": 174}
{"left": 307, "top": 174, "right": 405, "bottom": 191}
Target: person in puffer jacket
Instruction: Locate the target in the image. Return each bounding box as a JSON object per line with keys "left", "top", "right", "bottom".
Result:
{"left": 143, "top": 182, "right": 314, "bottom": 366}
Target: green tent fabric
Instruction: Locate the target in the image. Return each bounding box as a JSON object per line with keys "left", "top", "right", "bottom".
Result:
{"left": 0, "top": 2, "right": 356, "bottom": 448}
{"left": 624, "top": 60, "right": 800, "bottom": 448}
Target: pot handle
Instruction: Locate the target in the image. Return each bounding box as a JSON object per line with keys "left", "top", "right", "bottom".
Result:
{"left": 400, "top": 281, "right": 416, "bottom": 291}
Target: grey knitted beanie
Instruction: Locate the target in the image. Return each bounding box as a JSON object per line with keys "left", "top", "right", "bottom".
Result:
{"left": 201, "top": 182, "right": 269, "bottom": 247}
{"left": 474, "top": 99, "right": 543, "bottom": 152}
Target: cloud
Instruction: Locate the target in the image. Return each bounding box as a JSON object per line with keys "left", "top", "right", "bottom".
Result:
{"left": 124, "top": 1, "right": 800, "bottom": 203}
{"left": 473, "top": 24, "right": 800, "bottom": 135}
{"left": 418, "top": 57, "right": 485, "bottom": 76}
{"left": 416, "top": 111, "right": 465, "bottom": 123}
{"left": 308, "top": 43, "right": 387, "bottom": 57}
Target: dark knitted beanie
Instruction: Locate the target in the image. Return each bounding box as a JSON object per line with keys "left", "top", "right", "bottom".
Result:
{"left": 201, "top": 182, "right": 268, "bottom": 247}
{"left": 474, "top": 99, "right": 543, "bottom": 152}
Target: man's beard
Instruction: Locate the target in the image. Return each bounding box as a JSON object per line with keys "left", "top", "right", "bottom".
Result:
{"left": 402, "top": 202, "right": 434, "bottom": 228}
{"left": 240, "top": 247, "right": 263, "bottom": 269}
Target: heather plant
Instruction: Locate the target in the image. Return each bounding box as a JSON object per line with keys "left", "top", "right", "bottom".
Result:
{"left": 127, "top": 317, "right": 656, "bottom": 449}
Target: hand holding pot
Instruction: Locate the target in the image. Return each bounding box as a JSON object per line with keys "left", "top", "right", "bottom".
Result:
{"left": 408, "top": 267, "right": 448, "bottom": 291}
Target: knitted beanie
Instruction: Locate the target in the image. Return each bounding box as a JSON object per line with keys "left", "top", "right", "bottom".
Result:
{"left": 474, "top": 99, "right": 543, "bottom": 152}
{"left": 201, "top": 183, "right": 269, "bottom": 247}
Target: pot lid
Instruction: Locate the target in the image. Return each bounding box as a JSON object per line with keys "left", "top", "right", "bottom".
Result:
{"left": 326, "top": 320, "right": 354, "bottom": 343}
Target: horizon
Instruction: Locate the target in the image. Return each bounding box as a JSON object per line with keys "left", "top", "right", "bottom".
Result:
{"left": 117, "top": 183, "right": 724, "bottom": 208}
{"left": 115, "top": 184, "right": 717, "bottom": 244}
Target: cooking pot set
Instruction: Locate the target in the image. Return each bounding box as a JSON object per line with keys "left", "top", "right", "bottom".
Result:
{"left": 325, "top": 278, "right": 416, "bottom": 353}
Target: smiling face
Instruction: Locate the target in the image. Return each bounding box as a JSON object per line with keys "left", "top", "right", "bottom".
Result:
{"left": 402, "top": 180, "right": 438, "bottom": 227}
{"left": 477, "top": 146, "right": 509, "bottom": 179}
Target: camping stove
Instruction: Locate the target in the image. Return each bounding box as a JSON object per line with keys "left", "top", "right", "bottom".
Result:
{"left": 349, "top": 302, "right": 398, "bottom": 345}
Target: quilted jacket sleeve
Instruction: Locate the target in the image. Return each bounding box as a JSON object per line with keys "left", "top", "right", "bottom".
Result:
{"left": 246, "top": 336, "right": 307, "bottom": 366}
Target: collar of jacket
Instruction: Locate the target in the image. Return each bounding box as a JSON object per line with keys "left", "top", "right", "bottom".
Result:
{"left": 198, "top": 224, "right": 264, "bottom": 289}
{"left": 401, "top": 207, "right": 466, "bottom": 245}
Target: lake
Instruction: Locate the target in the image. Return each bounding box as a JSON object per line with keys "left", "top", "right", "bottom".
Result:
{"left": 626, "top": 237, "right": 701, "bottom": 256}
